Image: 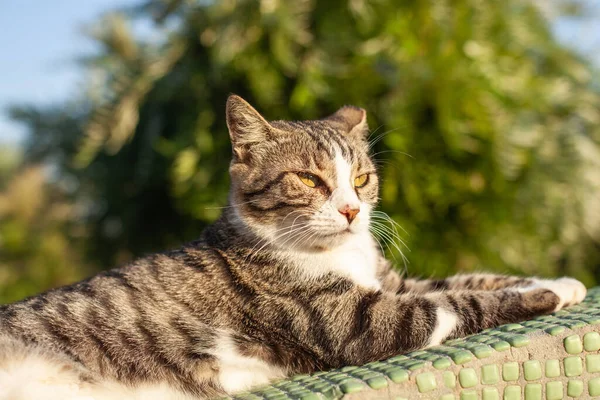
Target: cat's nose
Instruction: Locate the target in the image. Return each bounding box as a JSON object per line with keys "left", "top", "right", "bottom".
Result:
{"left": 339, "top": 205, "right": 360, "bottom": 224}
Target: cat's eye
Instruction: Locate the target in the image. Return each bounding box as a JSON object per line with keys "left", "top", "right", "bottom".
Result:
{"left": 298, "top": 172, "right": 320, "bottom": 188}
{"left": 354, "top": 174, "right": 369, "bottom": 188}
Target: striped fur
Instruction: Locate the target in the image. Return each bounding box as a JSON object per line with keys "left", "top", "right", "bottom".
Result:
{"left": 0, "top": 95, "right": 586, "bottom": 399}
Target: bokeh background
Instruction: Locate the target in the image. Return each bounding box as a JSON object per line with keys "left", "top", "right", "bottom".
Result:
{"left": 1, "top": 0, "right": 600, "bottom": 303}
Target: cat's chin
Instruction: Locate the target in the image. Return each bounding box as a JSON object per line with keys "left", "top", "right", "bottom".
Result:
{"left": 266, "top": 224, "right": 367, "bottom": 252}
{"left": 298, "top": 228, "right": 364, "bottom": 252}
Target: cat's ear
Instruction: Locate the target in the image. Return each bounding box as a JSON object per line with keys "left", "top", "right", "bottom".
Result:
{"left": 226, "top": 95, "right": 273, "bottom": 149}
{"left": 324, "top": 105, "right": 369, "bottom": 139}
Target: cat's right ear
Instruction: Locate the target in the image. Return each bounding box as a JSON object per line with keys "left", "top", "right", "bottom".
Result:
{"left": 226, "top": 95, "right": 272, "bottom": 159}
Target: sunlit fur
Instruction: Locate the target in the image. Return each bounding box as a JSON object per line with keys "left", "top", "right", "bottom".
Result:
{"left": 227, "top": 99, "right": 380, "bottom": 254}
{"left": 0, "top": 95, "right": 586, "bottom": 400}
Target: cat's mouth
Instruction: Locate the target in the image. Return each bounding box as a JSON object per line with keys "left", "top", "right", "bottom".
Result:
{"left": 313, "top": 226, "right": 358, "bottom": 240}
{"left": 319, "top": 229, "right": 351, "bottom": 237}
{"left": 304, "top": 227, "right": 359, "bottom": 252}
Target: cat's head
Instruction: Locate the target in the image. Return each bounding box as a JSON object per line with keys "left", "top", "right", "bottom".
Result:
{"left": 226, "top": 95, "right": 378, "bottom": 251}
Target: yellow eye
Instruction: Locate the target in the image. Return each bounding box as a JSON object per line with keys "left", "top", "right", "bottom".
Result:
{"left": 298, "top": 172, "right": 319, "bottom": 188}
{"left": 354, "top": 174, "right": 369, "bottom": 188}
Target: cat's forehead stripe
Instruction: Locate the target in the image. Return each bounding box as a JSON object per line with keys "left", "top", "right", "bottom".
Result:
{"left": 324, "top": 127, "right": 353, "bottom": 161}
{"left": 278, "top": 119, "right": 358, "bottom": 161}
{"left": 301, "top": 128, "right": 335, "bottom": 159}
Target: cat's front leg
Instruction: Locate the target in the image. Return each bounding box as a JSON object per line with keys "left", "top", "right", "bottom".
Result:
{"left": 318, "top": 286, "right": 562, "bottom": 366}
{"left": 381, "top": 268, "right": 587, "bottom": 308}
{"left": 421, "top": 288, "right": 562, "bottom": 346}
{"left": 421, "top": 275, "right": 587, "bottom": 310}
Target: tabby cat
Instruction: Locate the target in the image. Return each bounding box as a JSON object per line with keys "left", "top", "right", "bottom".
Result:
{"left": 0, "top": 95, "right": 587, "bottom": 400}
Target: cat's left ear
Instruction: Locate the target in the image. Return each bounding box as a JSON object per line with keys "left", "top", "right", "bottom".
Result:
{"left": 324, "top": 105, "right": 369, "bottom": 139}
{"left": 226, "top": 95, "right": 274, "bottom": 148}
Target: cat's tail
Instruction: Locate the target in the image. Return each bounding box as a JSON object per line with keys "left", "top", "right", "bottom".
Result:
{"left": 0, "top": 336, "right": 197, "bottom": 400}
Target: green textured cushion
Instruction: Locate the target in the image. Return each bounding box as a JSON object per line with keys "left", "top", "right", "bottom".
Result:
{"left": 229, "top": 287, "right": 600, "bottom": 400}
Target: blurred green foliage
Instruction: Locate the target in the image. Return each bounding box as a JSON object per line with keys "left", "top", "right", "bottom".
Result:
{"left": 2, "top": 0, "right": 600, "bottom": 302}
{"left": 0, "top": 149, "right": 88, "bottom": 303}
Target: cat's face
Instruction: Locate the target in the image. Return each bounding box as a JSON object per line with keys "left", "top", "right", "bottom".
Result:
{"left": 226, "top": 95, "right": 378, "bottom": 251}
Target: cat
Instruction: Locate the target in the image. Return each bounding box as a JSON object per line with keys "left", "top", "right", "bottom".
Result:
{"left": 0, "top": 95, "right": 587, "bottom": 400}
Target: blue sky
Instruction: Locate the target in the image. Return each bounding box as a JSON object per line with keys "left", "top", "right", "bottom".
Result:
{"left": 0, "top": 0, "right": 142, "bottom": 145}
{"left": 552, "top": 1, "right": 600, "bottom": 64}
{"left": 0, "top": 1, "right": 599, "bottom": 147}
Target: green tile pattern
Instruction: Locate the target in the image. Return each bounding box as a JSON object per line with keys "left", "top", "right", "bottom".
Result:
{"left": 563, "top": 356, "right": 583, "bottom": 377}
{"left": 522, "top": 360, "right": 541, "bottom": 381}
{"left": 545, "top": 381, "right": 563, "bottom": 400}
{"left": 460, "top": 390, "right": 477, "bottom": 400}
{"left": 433, "top": 357, "right": 452, "bottom": 369}
{"left": 481, "top": 364, "right": 499, "bottom": 385}
{"left": 584, "top": 332, "right": 600, "bottom": 351}
{"left": 482, "top": 387, "right": 499, "bottom": 400}
{"left": 387, "top": 368, "right": 408, "bottom": 383}
{"left": 503, "top": 385, "right": 520, "bottom": 400}
{"left": 545, "top": 360, "right": 560, "bottom": 378}
{"left": 567, "top": 379, "right": 583, "bottom": 397}
{"left": 590, "top": 377, "right": 600, "bottom": 396}
{"left": 234, "top": 288, "right": 600, "bottom": 400}
{"left": 524, "top": 383, "right": 541, "bottom": 400}
{"left": 443, "top": 371, "right": 456, "bottom": 388}
{"left": 366, "top": 376, "right": 387, "bottom": 389}
{"left": 338, "top": 380, "right": 364, "bottom": 394}
{"left": 564, "top": 334, "right": 583, "bottom": 354}
{"left": 458, "top": 368, "right": 477, "bottom": 388}
{"left": 416, "top": 372, "right": 437, "bottom": 393}
{"left": 502, "top": 362, "right": 519, "bottom": 382}
{"left": 587, "top": 354, "right": 600, "bottom": 373}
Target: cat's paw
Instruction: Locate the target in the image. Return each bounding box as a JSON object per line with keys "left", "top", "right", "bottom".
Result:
{"left": 519, "top": 277, "right": 586, "bottom": 312}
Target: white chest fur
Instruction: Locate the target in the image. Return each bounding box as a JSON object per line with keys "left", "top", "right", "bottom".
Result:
{"left": 285, "top": 232, "right": 381, "bottom": 290}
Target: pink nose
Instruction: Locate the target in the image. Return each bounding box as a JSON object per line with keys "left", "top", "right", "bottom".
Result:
{"left": 339, "top": 205, "right": 360, "bottom": 224}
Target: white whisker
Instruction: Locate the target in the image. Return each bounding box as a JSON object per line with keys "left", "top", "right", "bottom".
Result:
{"left": 366, "top": 124, "right": 384, "bottom": 141}
{"left": 369, "top": 214, "right": 410, "bottom": 275}
{"left": 372, "top": 211, "right": 410, "bottom": 235}
{"left": 368, "top": 126, "right": 409, "bottom": 150}
{"left": 204, "top": 199, "right": 262, "bottom": 210}
{"left": 371, "top": 149, "right": 414, "bottom": 159}
{"left": 370, "top": 226, "right": 398, "bottom": 263}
